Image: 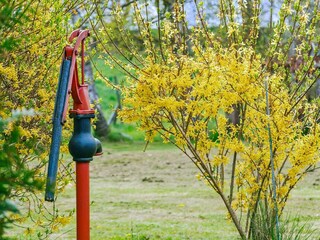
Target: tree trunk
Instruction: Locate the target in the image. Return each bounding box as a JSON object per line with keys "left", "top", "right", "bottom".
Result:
{"left": 85, "top": 60, "right": 110, "bottom": 138}
{"left": 107, "top": 76, "right": 122, "bottom": 126}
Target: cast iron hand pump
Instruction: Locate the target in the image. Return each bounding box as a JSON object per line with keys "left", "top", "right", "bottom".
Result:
{"left": 45, "top": 29, "right": 102, "bottom": 240}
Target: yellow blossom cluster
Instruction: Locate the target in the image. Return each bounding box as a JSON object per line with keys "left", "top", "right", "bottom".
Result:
{"left": 121, "top": 43, "right": 320, "bottom": 213}
{"left": 117, "top": 6, "right": 320, "bottom": 236}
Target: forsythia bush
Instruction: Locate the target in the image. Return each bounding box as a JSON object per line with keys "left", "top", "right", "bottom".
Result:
{"left": 121, "top": 43, "right": 320, "bottom": 238}
{"left": 95, "top": 1, "right": 320, "bottom": 239}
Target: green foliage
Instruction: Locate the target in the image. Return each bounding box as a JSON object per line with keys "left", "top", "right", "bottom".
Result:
{"left": 251, "top": 204, "right": 318, "bottom": 240}
{"left": 0, "top": 112, "right": 43, "bottom": 238}
{"left": 280, "top": 217, "right": 318, "bottom": 240}
{"left": 0, "top": 0, "right": 27, "bottom": 54}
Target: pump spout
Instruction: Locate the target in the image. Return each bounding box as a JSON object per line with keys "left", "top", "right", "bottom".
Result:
{"left": 94, "top": 138, "right": 103, "bottom": 156}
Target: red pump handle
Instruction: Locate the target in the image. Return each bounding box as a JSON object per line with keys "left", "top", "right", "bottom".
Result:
{"left": 61, "top": 29, "right": 94, "bottom": 124}
{"left": 68, "top": 29, "right": 81, "bottom": 43}
{"left": 70, "top": 29, "right": 90, "bottom": 85}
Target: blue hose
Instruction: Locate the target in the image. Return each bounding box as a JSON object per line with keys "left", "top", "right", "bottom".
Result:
{"left": 45, "top": 59, "right": 71, "bottom": 202}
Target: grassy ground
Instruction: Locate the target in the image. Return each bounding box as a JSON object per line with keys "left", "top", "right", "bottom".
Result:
{"left": 46, "top": 142, "right": 320, "bottom": 240}
{"left": 50, "top": 143, "right": 240, "bottom": 240}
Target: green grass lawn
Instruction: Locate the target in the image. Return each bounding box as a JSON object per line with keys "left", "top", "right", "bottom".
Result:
{"left": 44, "top": 142, "right": 320, "bottom": 240}
{"left": 6, "top": 142, "right": 320, "bottom": 239}
{"left": 49, "top": 143, "right": 241, "bottom": 239}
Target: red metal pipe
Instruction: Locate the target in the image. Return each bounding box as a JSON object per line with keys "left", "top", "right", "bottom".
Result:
{"left": 76, "top": 162, "right": 90, "bottom": 240}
